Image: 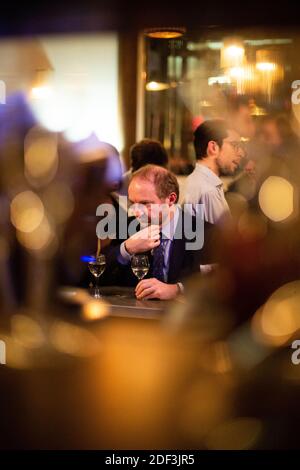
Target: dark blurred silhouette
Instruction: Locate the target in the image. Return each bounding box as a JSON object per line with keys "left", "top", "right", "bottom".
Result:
{"left": 258, "top": 114, "right": 300, "bottom": 170}
{"left": 226, "top": 95, "right": 256, "bottom": 141}
{"left": 57, "top": 137, "right": 124, "bottom": 288}
{"left": 118, "top": 138, "right": 169, "bottom": 196}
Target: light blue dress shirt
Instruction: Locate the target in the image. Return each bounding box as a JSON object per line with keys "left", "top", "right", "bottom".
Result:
{"left": 184, "top": 163, "right": 230, "bottom": 224}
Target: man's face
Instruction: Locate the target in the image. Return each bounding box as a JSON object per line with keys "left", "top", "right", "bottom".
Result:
{"left": 217, "top": 129, "right": 244, "bottom": 176}
{"left": 260, "top": 121, "right": 282, "bottom": 149}
{"left": 232, "top": 105, "right": 256, "bottom": 139}
{"left": 128, "top": 177, "right": 171, "bottom": 226}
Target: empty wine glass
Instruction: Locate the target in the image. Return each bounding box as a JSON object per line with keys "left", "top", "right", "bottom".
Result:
{"left": 88, "top": 254, "right": 106, "bottom": 298}
{"left": 131, "top": 254, "right": 150, "bottom": 280}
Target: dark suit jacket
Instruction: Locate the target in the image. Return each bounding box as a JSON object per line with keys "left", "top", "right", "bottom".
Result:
{"left": 101, "top": 207, "right": 216, "bottom": 287}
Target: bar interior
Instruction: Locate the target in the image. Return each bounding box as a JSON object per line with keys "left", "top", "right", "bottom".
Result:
{"left": 1, "top": 2, "right": 300, "bottom": 450}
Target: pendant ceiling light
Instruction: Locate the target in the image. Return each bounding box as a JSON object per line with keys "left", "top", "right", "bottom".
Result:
{"left": 144, "top": 27, "right": 186, "bottom": 39}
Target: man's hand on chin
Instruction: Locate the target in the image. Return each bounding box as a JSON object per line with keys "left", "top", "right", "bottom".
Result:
{"left": 135, "top": 278, "right": 179, "bottom": 300}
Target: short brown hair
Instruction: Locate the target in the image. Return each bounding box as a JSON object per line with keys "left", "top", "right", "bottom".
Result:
{"left": 194, "top": 119, "right": 229, "bottom": 159}
{"left": 131, "top": 164, "right": 179, "bottom": 201}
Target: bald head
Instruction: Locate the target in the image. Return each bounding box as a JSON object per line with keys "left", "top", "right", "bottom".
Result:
{"left": 130, "top": 164, "right": 179, "bottom": 201}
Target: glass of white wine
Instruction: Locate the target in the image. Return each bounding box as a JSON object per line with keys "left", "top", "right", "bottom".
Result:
{"left": 131, "top": 254, "right": 150, "bottom": 281}
{"left": 88, "top": 254, "right": 106, "bottom": 298}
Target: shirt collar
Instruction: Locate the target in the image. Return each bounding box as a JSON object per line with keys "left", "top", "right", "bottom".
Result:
{"left": 161, "top": 206, "right": 180, "bottom": 240}
{"left": 196, "top": 162, "right": 223, "bottom": 188}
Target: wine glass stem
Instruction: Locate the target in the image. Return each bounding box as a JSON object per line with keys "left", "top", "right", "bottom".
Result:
{"left": 95, "top": 276, "right": 101, "bottom": 298}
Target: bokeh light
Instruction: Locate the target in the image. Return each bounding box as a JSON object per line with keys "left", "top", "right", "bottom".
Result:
{"left": 10, "top": 191, "right": 44, "bottom": 233}
{"left": 49, "top": 320, "right": 102, "bottom": 357}
{"left": 43, "top": 182, "right": 74, "bottom": 224}
{"left": 145, "top": 81, "right": 170, "bottom": 91}
{"left": 258, "top": 176, "right": 294, "bottom": 222}
{"left": 11, "top": 314, "right": 45, "bottom": 349}
{"left": 16, "top": 214, "right": 56, "bottom": 254}
{"left": 178, "top": 376, "right": 232, "bottom": 443}
{"left": 31, "top": 85, "right": 53, "bottom": 100}
{"left": 198, "top": 341, "right": 234, "bottom": 375}
{"left": 82, "top": 300, "right": 110, "bottom": 321}
{"left": 252, "top": 281, "right": 300, "bottom": 347}
{"left": 205, "top": 417, "right": 263, "bottom": 450}
{"left": 24, "top": 133, "right": 58, "bottom": 187}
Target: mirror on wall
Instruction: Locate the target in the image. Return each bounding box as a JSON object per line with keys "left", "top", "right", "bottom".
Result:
{"left": 141, "top": 28, "right": 300, "bottom": 174}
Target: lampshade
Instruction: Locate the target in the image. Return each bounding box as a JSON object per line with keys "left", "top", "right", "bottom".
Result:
{"left": 256, "top": 49, "right": 280, "bottom": 69}
{"left": 221, "top": 37, "right": 245, "bottom": 69}
{"left": 144, "top": 27, "right": 186, "bottom": 39}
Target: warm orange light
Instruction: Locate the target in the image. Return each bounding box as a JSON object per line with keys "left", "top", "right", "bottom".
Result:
{"left": 16, "top": 215, "right": 55, "bottom": 251}
{"left": 10, "top": 191, "right": 44, "bottom": 233}
{"left": 258, "top": 176, "right": 294, "bottom": 222}
{"left": 205, "top": 417, "right": 263, "bottom": 450}
{"left": 226, "top": 45, "right": 244, "bottom": 58}
{"left": 146, "top": 81, "right": 170, "bottom": 91}
{"left": 221, "top": 38, "right": 245, "bottom": 69}
{"left": 49, "top": 320, "right": 101, "bottom": 357}
{"left": 82, "top": 300, "right": 110, "bottom": 321}
{"left": 24, "top": 134, "right": 58, "bottom": 186}
{"left": 256, "top": 62, "right": 276, "bottom": 71}
{"left": 43, "top": 182, "right": 74, "bottom": 224}
{"left": 31, "top": 86, "right": 53, "bottom": 100}
{"left": 252, "top": 281, "right": 300, "bottom": 347}
{"left": 11, "top": 314, "right": 45, "bottom": 349}
{"left": 228, "top": 66, "right": 250, "bottom": 79}
{"left": 144, "top": 27, "right": 186, "bottom": 39}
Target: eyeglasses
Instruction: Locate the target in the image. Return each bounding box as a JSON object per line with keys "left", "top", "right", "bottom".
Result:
{"left": 226, "top": 140, "right": 244, "bottom": 151}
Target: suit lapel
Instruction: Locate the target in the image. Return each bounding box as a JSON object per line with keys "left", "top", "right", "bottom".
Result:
{"left": 167, "top": 208, "right": 185, "bottom": 283}
{"left": 167, "top": 236, "right": 186, "bottom": 283}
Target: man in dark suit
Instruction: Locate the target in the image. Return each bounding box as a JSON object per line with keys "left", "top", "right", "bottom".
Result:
{"left": 102, "top": 164, "right": 215, "bottom": 300}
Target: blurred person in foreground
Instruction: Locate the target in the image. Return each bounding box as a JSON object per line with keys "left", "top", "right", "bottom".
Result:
{"left": 57, "top": 136, "right": 124, "bottom": 287}
{"left": 0, "top": 92, "right": 37, "bottom": 308}
{"left": 259, "top": 114, "right": 300, "bottom": 168}
{"left": 228, "top": 113, "right": 300, "bottom": 210}
{"left": 184, "top": 119, "right": 244, "bottom": 224}
{"left": 102, "top": 164, "right": 216, "bottom": 300}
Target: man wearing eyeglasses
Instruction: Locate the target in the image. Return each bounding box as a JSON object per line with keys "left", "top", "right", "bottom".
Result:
{"left": 184, "top": 119, "right": 244, "bottom": 224}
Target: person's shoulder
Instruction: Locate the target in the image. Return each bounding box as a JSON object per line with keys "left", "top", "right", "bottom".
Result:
{"left": 184, "top": 175, "right": 213, "bottom": 203}
{"left": 201, "top": 187, "right": 220, "bottom": 201}
{"left": 185, "top": 164, "right": 203, "bottom": 181}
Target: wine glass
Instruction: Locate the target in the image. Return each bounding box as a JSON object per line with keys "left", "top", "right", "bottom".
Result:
{"left": 88, "top": 254, "right": 106, "bottom": 298}
{"left": 131, "top": 254, "right": 150, "bottom": 280}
